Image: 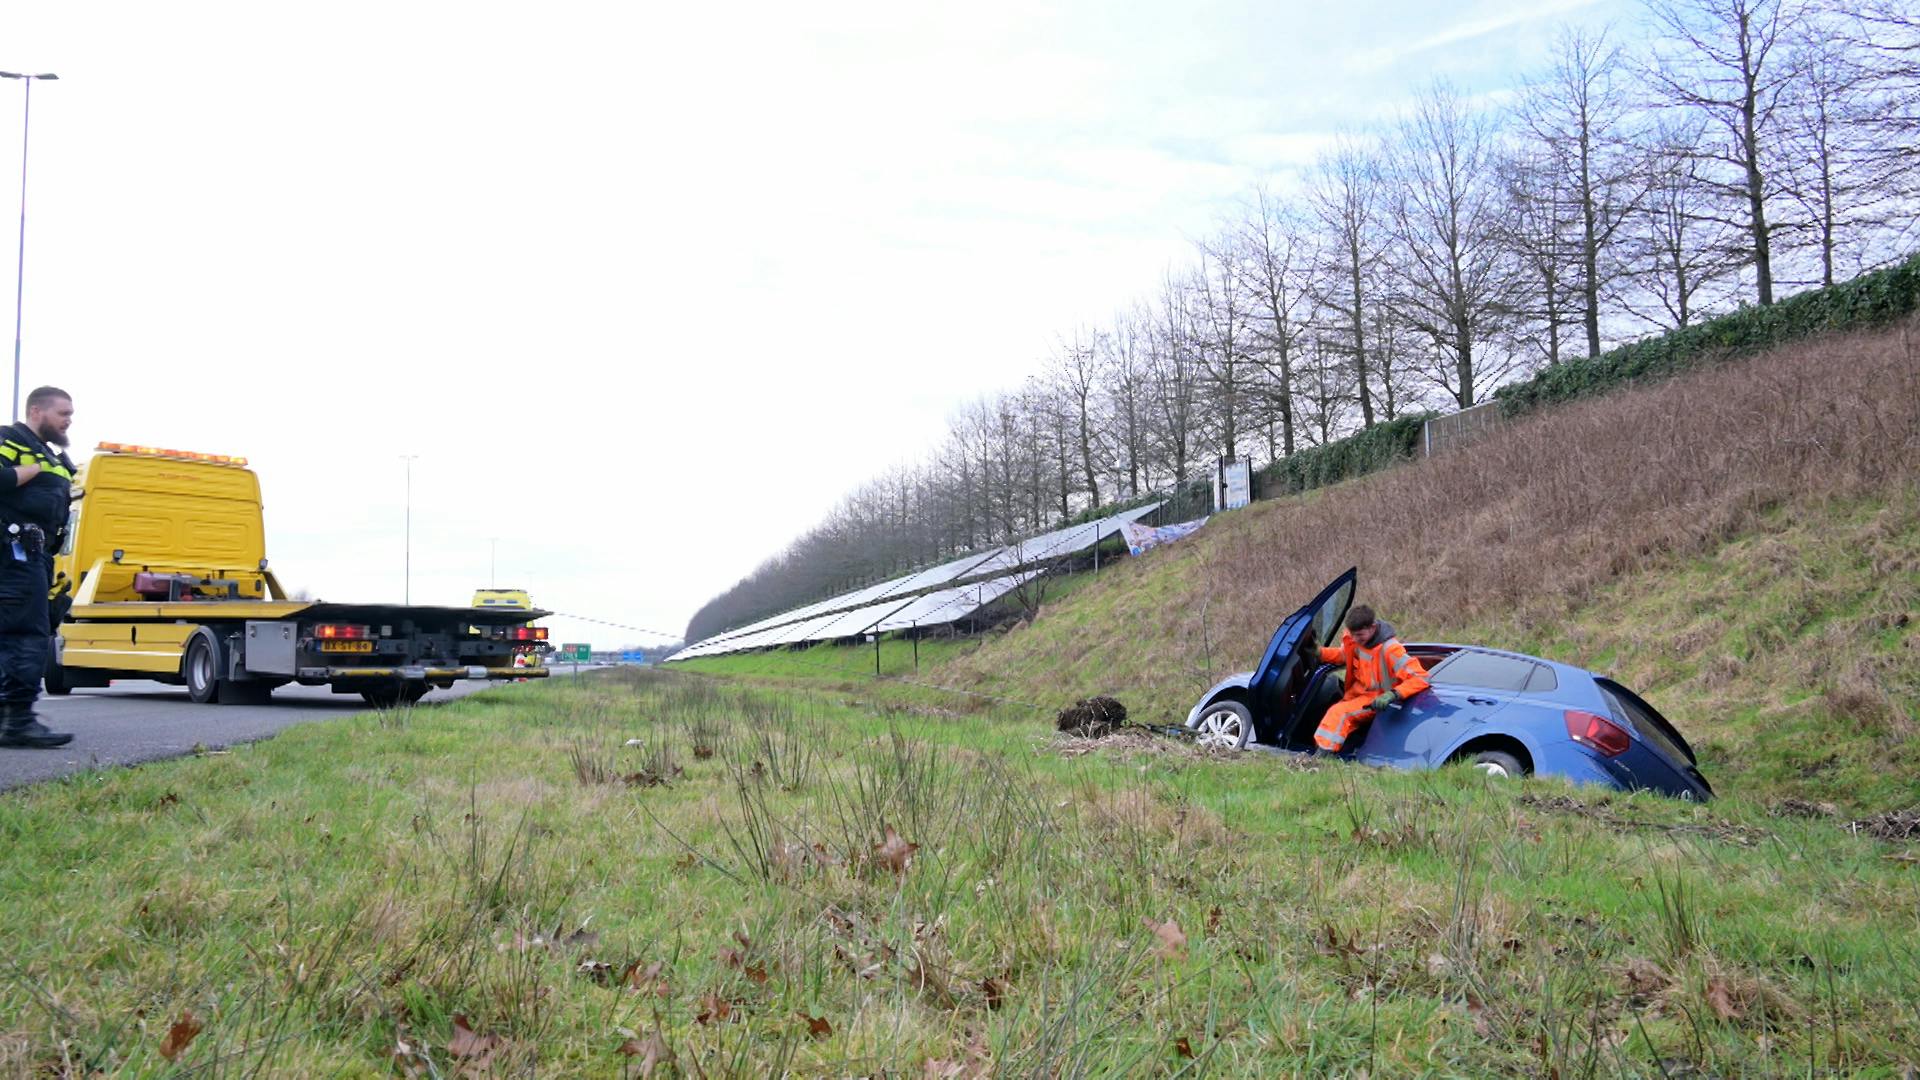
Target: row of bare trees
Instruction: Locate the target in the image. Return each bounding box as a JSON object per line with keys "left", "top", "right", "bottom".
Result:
{"left": 686, "top": 0, "right": 1919, "bottom": 644}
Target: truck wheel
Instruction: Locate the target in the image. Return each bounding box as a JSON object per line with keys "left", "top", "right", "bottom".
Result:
{"left": 185, "top": 635, "right": 220, "bottom": 704}
{"left": 43, "top": 661, "right": 72, "bottom": 696}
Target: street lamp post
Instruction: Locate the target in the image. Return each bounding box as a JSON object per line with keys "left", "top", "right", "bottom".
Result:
{"left": 400, "top": 454, "right": 418, "bottom": 603}
{"left": 1, "top": 71, "right": 57, "bottom": 422}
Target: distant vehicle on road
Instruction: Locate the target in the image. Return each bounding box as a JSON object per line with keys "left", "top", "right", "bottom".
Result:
{"left": 47, "top": 443, "right": 550, "bottom": 707}
{"left": 1184, "top": 569, "right": 1712, "bottom": 800}
{"left": 472, "top": 587, "right": 551, "bottom": 667}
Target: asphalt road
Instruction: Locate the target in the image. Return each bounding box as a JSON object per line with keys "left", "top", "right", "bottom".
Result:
{"left": 0, "top": 673, "right": 575, "bottom": 793}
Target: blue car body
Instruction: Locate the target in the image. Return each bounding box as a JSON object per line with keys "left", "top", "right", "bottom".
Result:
{"left": 1183, "top": 569, "right": 1712, "bottom": 801}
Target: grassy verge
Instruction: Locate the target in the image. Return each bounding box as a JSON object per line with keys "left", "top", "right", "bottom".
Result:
{"left": 2, "top": 670, "right": 1916, "bottom": 1075}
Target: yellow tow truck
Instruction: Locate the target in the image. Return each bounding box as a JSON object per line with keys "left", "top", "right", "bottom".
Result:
{"left": 47, "top": 443, "right": 550, "bottom": 706}
{"left": 471, "top": 588, "right": 550, "bottom": 669}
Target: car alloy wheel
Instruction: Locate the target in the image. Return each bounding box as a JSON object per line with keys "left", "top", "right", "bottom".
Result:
{"left": 1465, "top": 749, "right": 1526, "bottom": 780}
{"left": 1192, "top": 701, "right": 1252, "bottom": 751}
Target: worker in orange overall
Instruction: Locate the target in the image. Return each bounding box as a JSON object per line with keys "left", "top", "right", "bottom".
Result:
{"left": 1313, "top": 604, "right": 1430, "bottom": 753}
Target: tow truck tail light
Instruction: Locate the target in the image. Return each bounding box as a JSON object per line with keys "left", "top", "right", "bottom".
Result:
{"left": 504, "top": 626, "right": 549, "bottom": 641}
{"left": 1565, "top": 710, "right": 1632, "bottom": 757}
{"left": 314, "top": 623, "right": 371, "bottom": 641}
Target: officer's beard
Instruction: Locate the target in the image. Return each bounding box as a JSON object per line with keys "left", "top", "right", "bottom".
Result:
{"left": 33, "top": 421, "right": 67, "bottom": 448}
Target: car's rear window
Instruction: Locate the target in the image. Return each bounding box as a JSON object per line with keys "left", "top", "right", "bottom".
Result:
{"left": 1428, "top": 650, "right": 1551, "bottom": 693}
{"left": 1598, "top": 681, "right": 1693, "bottom": 766}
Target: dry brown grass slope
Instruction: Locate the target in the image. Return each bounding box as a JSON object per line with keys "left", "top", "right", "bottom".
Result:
{"left": 944, "top": 317, "right": 1920, "bottom": 805}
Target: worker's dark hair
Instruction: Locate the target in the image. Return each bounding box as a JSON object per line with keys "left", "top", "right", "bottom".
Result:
{"left": 1346, "top": 604, "right": 1377, "bottom": 631}
{"left": 25, "top": 386, "right": 70, "bottom": 412}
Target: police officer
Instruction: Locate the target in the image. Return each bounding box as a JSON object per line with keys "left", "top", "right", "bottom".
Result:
{"left": 0, "top": 386, "right": 75, "bottom": 748}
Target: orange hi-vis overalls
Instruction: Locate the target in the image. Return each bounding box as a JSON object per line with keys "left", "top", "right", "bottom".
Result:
{"left": 1314, "top": 625, "right": 1431, "bottom": 752}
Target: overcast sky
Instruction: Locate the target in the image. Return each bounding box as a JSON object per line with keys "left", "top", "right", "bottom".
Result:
{"left": 5, "top": 0, "right": 1633, "bottom": 648}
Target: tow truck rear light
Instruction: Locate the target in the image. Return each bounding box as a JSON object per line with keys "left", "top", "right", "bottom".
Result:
{"left": 1565, "top": 710, "right": 1632, "bottom": 757}
{"left": 504, "top": 626, "right": 549, "bottom": 641}
{"left": 313, "top": 623, "right": 371, "bottom": 641}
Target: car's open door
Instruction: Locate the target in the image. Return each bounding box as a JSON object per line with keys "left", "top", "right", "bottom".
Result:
{"left": 1247, "top": 567, "right": 1356, "bottom": 732}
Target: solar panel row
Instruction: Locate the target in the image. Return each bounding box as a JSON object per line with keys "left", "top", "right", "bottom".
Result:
{"left": 667, "top": 502, "right": 1159, "bottom": 661}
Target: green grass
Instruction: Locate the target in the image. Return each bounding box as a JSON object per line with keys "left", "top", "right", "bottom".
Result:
{"left": 3, "top": 670, "right": 1915, "bottom": 1075}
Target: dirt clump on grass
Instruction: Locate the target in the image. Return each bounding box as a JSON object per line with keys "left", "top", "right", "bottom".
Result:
{"left": 1055, "top": 695, "right": 1128, "bottom": 737}
{"left": 1846, "top": 805, "right": 1920, "bottom": 841}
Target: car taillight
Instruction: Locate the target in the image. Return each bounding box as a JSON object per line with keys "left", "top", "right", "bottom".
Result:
{"left": 313, "top": 623, "right": 371, "bottom": 640}
{"left": 1565, "top": 710, "right": 1631, "bottom": 757}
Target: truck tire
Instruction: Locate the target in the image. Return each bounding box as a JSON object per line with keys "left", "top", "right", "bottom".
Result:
{"left": 43, "top": 661, "right": 72, "bottom": 696}
{"left": 184, "top": 632, "right": 272, "bottom": 705}
{"left": 185, "top": 634, "right": 221, "bottom": 704}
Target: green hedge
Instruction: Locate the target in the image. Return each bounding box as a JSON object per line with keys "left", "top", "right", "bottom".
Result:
{"left": 1252, "top": 413, "right": 1434, "bottom": 498}
{"left": 1494, "top": 250, "right": 1920, "bottom": 416}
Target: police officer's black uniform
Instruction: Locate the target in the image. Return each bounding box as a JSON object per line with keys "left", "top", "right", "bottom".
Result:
{"left": 0, "top": 421, "right": 74, "bottom": 747}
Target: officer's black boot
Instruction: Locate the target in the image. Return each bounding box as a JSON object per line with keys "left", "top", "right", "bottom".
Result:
{"left": 0, "top": 702, "right": 72, "bottom": 748}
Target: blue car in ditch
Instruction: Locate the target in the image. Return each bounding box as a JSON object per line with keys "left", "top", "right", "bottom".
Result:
{"left": 1183, "top": 569, "right": 1713, "bottom": 801}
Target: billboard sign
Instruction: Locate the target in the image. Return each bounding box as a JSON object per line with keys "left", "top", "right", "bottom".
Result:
{"left": 1216, "top": 458, "right": 1251, "bottom": 511}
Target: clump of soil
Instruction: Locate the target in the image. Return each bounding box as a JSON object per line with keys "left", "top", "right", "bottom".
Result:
{"left": 1770, "top": 797, "right": 1838, "bottom": 819}
{"left": 1846, "top": 806, "right": 1920, "bottom": 841}
{"left": 1056, "top": 696, "right": 1128, "bottom": 737}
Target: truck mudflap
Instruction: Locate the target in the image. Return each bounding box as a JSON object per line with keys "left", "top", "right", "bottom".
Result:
{"left": 301, "top": 666, "right": 550, "bottom": 681}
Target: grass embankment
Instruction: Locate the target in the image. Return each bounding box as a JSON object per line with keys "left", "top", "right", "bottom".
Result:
{"left": 2, "top": 670, "right": 1916, "bottom": 1075}
{"left": 903, "top": 316, "right": 1919, "bottom": 814}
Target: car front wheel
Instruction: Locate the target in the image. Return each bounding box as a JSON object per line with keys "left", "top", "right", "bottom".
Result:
{"left": 1189, "top": 700, "right": 1253, "bottom": 751}
{"left": 1465, "top": 749, "right": 1526, "bottom": 779}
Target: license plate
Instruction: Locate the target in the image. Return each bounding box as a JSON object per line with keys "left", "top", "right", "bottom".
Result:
{"left": 320, "top": 641, "right": 373, "bottom": 653}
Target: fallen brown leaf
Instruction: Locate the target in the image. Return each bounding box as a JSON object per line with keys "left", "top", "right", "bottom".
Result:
{"left": 623, "top": 959, "right": 670, "bottom": 997}
{"left": 980, "top": 975, "right": 1009, "bottom": 1011}
{"left": 798, "top": 1011, "right": 832, "bottom": 1039}
{"left": 448, "top": 1014, "right": 502, "bottom": 1061}
{"left": 1706, "top": 977, "right": 1742, "bottom": 1021}
{"left": 1174, "top": 1035, "right": 1194, "bottom": 1058}
{"left": 696, "top": 993, "right": 733, "bottom": 1025}
{"left": 158, "top": 1010, "right": 202, "bottom": 1061}
{"left": 1143, "top": 917, "right": 1187, "bottom": 960}
{"left": 618, "top": 1030, "right": 675, "bottom": 1076}
{"left": 875, "top": 824, "right": 919, "bottom": 875}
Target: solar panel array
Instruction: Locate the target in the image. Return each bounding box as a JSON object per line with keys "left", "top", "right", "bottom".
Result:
{"left": 667, "top": 503, "right": 1159, "bottom": 661}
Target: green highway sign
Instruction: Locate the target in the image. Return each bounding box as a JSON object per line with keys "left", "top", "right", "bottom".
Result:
{"left": 561, "top": 643, "right": 590, "bottom": 662}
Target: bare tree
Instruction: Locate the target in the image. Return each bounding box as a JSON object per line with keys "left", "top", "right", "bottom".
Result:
{"left": 1233, "top": 186, "right": 1314, "bottom": 455}
{"left": 1516, "top": 25, "right": 1646, "bottom": 357}
{"left": 1295, "top": 334, "right": 1355, "bottom": 447}
{"left": 1775, "top": 23, "right": 1904, "bottom": 283}
{"left": 1049, "top": 330, "right": 1106, "bottom": 510}
{"left": 1191, "top": 245, "right": 1255, "bottom": 462}
{"left": 1384, "top": 80, "right": 1519, "bottom": 408}
{"left": 1500, "top": 148, "right": 1584, "bottom": 366}
{"left": 1642, "top": 0, "right": 1808, "bottom": 306}
{"left": 1101, "top": 307, "right": 1154, "bottom": 497}
{"left": 1619, "top": 117, "right": 1747, "bottom": 329}
{"left": 1308, "top": 136, "right": 1391, "bottom": 425}
{"left": 1148, "top": 272, "right": 1203, "bottom": 486}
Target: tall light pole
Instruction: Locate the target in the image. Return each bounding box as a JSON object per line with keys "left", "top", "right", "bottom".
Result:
{"left": 1, "top": 71, "right": 57, "bottom": 422}
{"left": 399, "top": 454, "right": 418, "bottom": 603}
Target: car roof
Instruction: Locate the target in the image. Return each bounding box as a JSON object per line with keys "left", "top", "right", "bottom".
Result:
{"left": 1409, "top": 642, "right": 1601, "bottom": 684}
